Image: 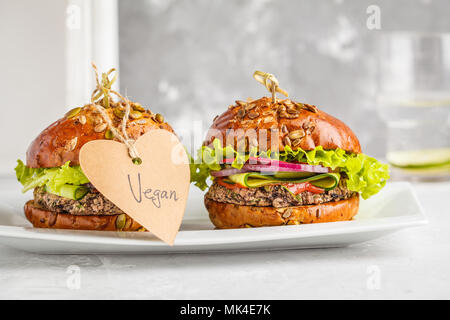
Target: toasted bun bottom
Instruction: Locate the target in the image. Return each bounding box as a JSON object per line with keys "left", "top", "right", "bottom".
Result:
{"left": 205, "top": 195, "right": 359, "bottom": 229}
{"left": 24, "top": 200, "right": 144, "bottom": 231}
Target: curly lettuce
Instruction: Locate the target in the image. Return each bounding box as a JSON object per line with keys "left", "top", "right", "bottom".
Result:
{"left": 15, "top": 160, "right": 89, "bottom": 198}
{"left": 190, "top": 139, "right": 390, "bottom": 199}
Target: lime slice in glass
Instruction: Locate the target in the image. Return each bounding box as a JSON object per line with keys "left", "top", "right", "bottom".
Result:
{"left": 387, "top": 148, "right": 450, "bottom": 169}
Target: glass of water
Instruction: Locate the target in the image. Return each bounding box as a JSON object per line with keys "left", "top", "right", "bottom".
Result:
{"left": 377, "top": 32, "right": 450, "bottom": 181}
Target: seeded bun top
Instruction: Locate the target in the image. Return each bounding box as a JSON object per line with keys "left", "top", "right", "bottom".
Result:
{"left": 203, "top": 96, "right": 361, "bottom": 154}
{"left": 26, "top": 103, "right": 174, "bottom": 168}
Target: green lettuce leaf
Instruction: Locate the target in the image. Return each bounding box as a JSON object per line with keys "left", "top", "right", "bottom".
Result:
{"left": 189, "top": 139, "right": 390, "bottom": 199}
{"left": 15, "top": 160, "right": 89, "bottom": 197}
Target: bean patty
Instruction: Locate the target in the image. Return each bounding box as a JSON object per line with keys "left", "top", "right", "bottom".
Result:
{"left": 205, "top": 179, "right": 356, "bottom": 208}
{"left": 33, "top": 186, "right": 124, "bottom": 216}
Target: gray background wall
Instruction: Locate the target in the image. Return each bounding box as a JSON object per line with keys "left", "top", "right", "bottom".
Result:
{"left": 1, "top": 0, "right": 449, "bottom": 175}
{"left": 119, "top": 0, "right": 450, "bottom": 157}
{"left": 0, "top": 0, "right": 66, "bottom": 174}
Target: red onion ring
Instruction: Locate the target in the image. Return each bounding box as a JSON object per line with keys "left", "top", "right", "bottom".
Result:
{"left": 242, "top": 163, "right": 329, "bottom": 173}
{"left": 219, "top": 157, "right": 330, "bottom": 173}
{"left": 210, "top": 168, "right": 249, "bottom": 177}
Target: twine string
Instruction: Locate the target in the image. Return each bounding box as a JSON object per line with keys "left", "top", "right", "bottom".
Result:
{"left": 91, "top": 63, "right": 140, "bottom": 162}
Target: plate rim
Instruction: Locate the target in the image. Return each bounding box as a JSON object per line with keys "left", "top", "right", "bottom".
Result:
{"left": 0, "top": 182, "right": 428, "bottom": 248}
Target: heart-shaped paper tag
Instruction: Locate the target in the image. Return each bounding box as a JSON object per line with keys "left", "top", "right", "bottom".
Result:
{"left": 79, "top": 130, "right": 190, "bottom": 245}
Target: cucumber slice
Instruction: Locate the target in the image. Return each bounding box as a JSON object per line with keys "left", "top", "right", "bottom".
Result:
{"left": 387, "top": 148, "right": 450, "bottom": 169}
{"left": 308, "top": 176, "right": 339, "bottom": 189}
{"left": 274, "top": 172, "right": 340, "bottom": 190}
{"left": 225, "top": 174, "right": 245, "bottom": 186}
{"left": 45, "top": 184, "right": 89, "bottom": 200}
{"left": 228, "top": 173, "right": 277, "bottom": 188}
{"left": 272, "top": 172, "right": 315, "bottom": 179}
{"left": 228, "top": 172, "right": 340, "bottom": 190}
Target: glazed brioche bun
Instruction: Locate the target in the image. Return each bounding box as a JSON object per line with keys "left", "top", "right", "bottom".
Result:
{"left": 203, "top": 96, "right": 361, "bottom": 229}
{"left": 24, "top": 200, "right": 144, "bottom": 231}
{"left": 205, "top": 195, "right": 359, "bottom": 229}
{"left": 24, "top": 102, "right": 173, "bottom": 231}
{"left": 26, "top": 103, "right": 174, "bottom": 168}
{"left": 204, "top": 96, "right": 361, "bottom": 154}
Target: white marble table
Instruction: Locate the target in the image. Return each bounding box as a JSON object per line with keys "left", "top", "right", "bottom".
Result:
{"left": 0, "top": 180, "right": 449, "bottom": 300}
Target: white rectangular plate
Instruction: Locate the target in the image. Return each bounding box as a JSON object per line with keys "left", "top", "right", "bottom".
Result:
{"left": 0, "top": 181, "right": 427, "bottom": 254}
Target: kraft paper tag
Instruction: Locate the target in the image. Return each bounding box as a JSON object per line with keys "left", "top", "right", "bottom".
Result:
{"left": 79, "top": 130, "right": 190, "bottom": 245}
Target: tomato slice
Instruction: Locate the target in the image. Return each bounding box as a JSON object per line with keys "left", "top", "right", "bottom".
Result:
{"left": 284, "top": 182, "right": 325, "bottom": 194}
{"left": 216, "top": 178, "right": 247, "bottom": 189}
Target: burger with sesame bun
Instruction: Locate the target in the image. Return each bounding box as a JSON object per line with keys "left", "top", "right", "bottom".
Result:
{"left": 191, "top": 71, "right": 389, "bottom": 229}
{"left": 15, "top": 65, "right": 173, "bottom": 231}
